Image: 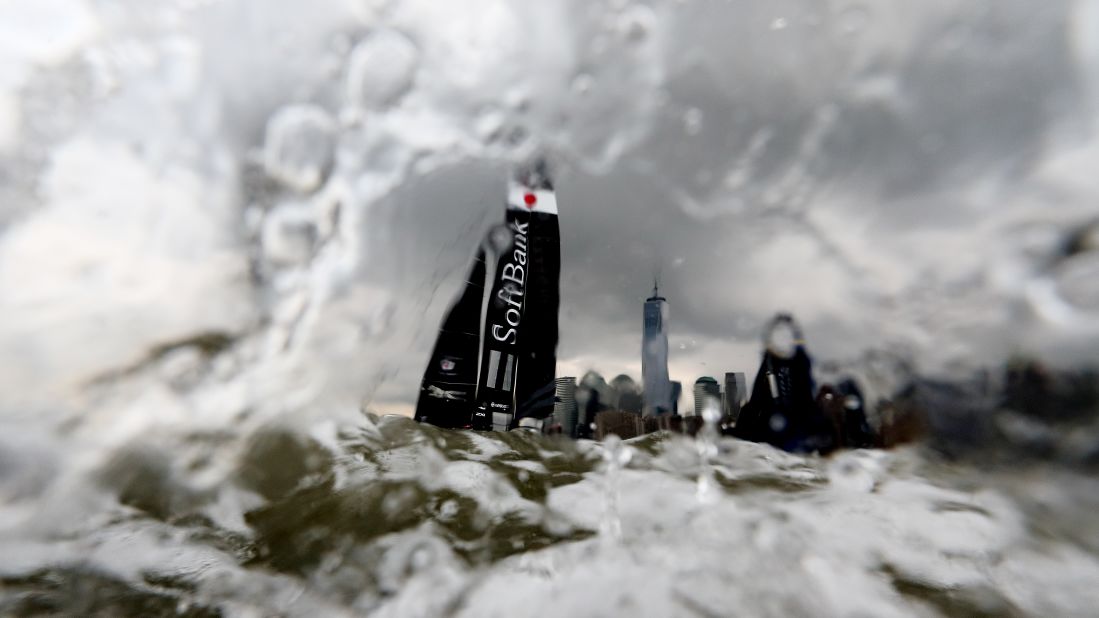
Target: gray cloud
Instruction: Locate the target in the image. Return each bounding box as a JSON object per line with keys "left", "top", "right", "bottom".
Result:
{"left": 1, "top": 0, "right": 1096, "bottom": 419}
{"left": 360, "top": 0, "right": 1095, "bottom": 409}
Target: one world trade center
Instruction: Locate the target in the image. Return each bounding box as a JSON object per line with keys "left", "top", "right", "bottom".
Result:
{"left": 642, "top": 283, "right": 672, "bottom": 415}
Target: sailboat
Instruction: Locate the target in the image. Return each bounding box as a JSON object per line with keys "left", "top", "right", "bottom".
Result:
{"left": 730, "top": 314, "right": 836, "bottom": 453}
{"left": 414, "top": 162, "right": 561, "bottom": 432}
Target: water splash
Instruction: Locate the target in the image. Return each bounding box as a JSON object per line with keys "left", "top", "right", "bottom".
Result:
{"left": 696, "top": 398, "right": 722, "bottom": 504}
{"left": 263, "top": 104, "right": 336, "bottom": 193}
{"left": 599, "top": 434, "right": 632, "bottom": 541}
{"left": 344, "top": 30, "right": 419, "bottom": 112}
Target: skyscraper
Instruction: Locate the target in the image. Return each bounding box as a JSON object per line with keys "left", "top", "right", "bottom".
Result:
{"left": 575, "top": 371, "right": 610, "bottom": 439}
{"left": 642, "top": 283, "right": 672, "bottom": 415}
{"left": 723, "top": 372, "right": 748, "bottom": 422}
{"left": 693, "top": 376, "right": 720, "bottom": 417}
{"left": 553, "top": 377, "right": 579, "bottom": 437}
{"left": 609, "top": 374, "right": 643, "bottom": 414}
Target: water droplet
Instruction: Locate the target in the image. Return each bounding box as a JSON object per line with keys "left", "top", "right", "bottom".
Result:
{"left": 487, "top": 224, "right": 514, "bottom": 255}
{"left": 600, "top": 435, "right": 633, "bottom": 541}
{"left": 767, "top": 320, "right": 798, "bottom": 357}
{"left": 263, "top": 104, "right": 335, "bottom": 192}
{"left": 571, "top": 73, "right": 593, "bottom": 95}
{"left": 696, "top": 398, "right": 722, "bottom": 504}
{"left": 345, "top": 30, "right": 419, "bottom": 110}
{"left": 1055, "top": 254, "right": 1099, "bottom": 313}
{"left": 683, "top": 107, "right": 703, "bottom": 136}
{"left": 409, "top": 543, "right": 435, "bottom": 571}
{"left": 262, "top": 205, "right": 317, "bottom": 267}
{"left": 771, "top": 17, "right": 788, "bottom": 30}
{"left": 701, "top": 400, "right": 721, "bottom": 425}
{"left": 438, "top": 499, "right": 459, "bottom": 519}
{"left": 769, "top": 413, "right": 787, "bottom": 432}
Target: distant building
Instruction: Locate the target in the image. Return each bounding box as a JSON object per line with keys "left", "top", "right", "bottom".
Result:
{"left": 580, "top": 370, "right": 611, "bottom": 401}
{"left": 594, "top": 410, "right": 645, "bottom": 440}
{"left": 644, "top": 413, "right": 705, "bottom": 436}
{"left": 693, "top": 376, "right": 720, "bottom": 417}
{"left": 723, "top": 372, "right": 748, "bottom": 422}
{"left": 554, "top": 377, "right": 579, "bottom": 438}
{"left": 576, "top": 371, "right": 611, "bottom": 439}
{"left": 642, "top": 283, "right": 672, "bottom": 415}
{"left": 610, "top": 374, "right": 643, "bottom": 414}
{"left": 670, "top": 381, "right": 682, "bottom": 415}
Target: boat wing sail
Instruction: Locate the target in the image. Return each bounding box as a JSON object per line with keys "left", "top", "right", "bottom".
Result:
{"left": 473, "top": 165, "right": 560, "bottom": 431}
{"left": 417, "top": 161, "right": 561, "bottom": 433}
{"left": 513, "top": 172, "right": 560, "bottom": 425}
{"left": 414, "top": 242, "right": 489, "bottom": 428}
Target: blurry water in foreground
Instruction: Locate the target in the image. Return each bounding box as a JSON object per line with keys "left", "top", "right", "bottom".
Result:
{"left": 2, "top": 0, "right": 1099, "bottom": 616}
{"left": 3, "top": 415, "right": 1099, "bottom": 617}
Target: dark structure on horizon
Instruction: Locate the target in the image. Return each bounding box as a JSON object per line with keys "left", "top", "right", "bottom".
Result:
{"left": 642, "top": 283, "right": 672, "bottom": 415}
{"left": 723, "top": 372, "right": 747, "bottom": 423}
{"left": 693, "top": 376, "right": 720, "bottom": 417}
{"left": 609, "top": 374, "right": 643, "bottom": 414}
{"left": 553, "top": 376, "right": 579, "bottom": 437}
{"left": 730, "top": 314, "right": 836, "bottom": 453}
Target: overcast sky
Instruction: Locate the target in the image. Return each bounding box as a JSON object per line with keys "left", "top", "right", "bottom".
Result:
{"left": 2, "top": 0, "right": 1097, "bottom": 419}
{"left": 350, "top": 0, "right": 1099, "bottom": 412}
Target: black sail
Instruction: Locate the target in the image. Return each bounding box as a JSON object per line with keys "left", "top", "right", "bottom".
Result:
{"left": 473, "top": 169, "right": 560, "bottom": 431}
{"left": 416, "top": 163, "right": 561, "bottom": 433}
{"left": 514, "top": 175, "right": 560, "bottom": 425}
{"left": 414, "top": 243, "right": 488, "bottom": 428}
{"left": 731, "top": 314, "right": 835, "bottom": 453}
{"left": 472, "top": 204, "right": 529, "bottom": 430}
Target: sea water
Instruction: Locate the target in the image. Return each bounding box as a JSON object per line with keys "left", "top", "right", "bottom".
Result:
{"left": 2, "top": 414, "right": 1098, "bottom": 616}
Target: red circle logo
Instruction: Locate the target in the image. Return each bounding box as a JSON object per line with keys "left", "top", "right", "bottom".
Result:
{"left": 523, "top": 193, "right": 537, "bottom": 208}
